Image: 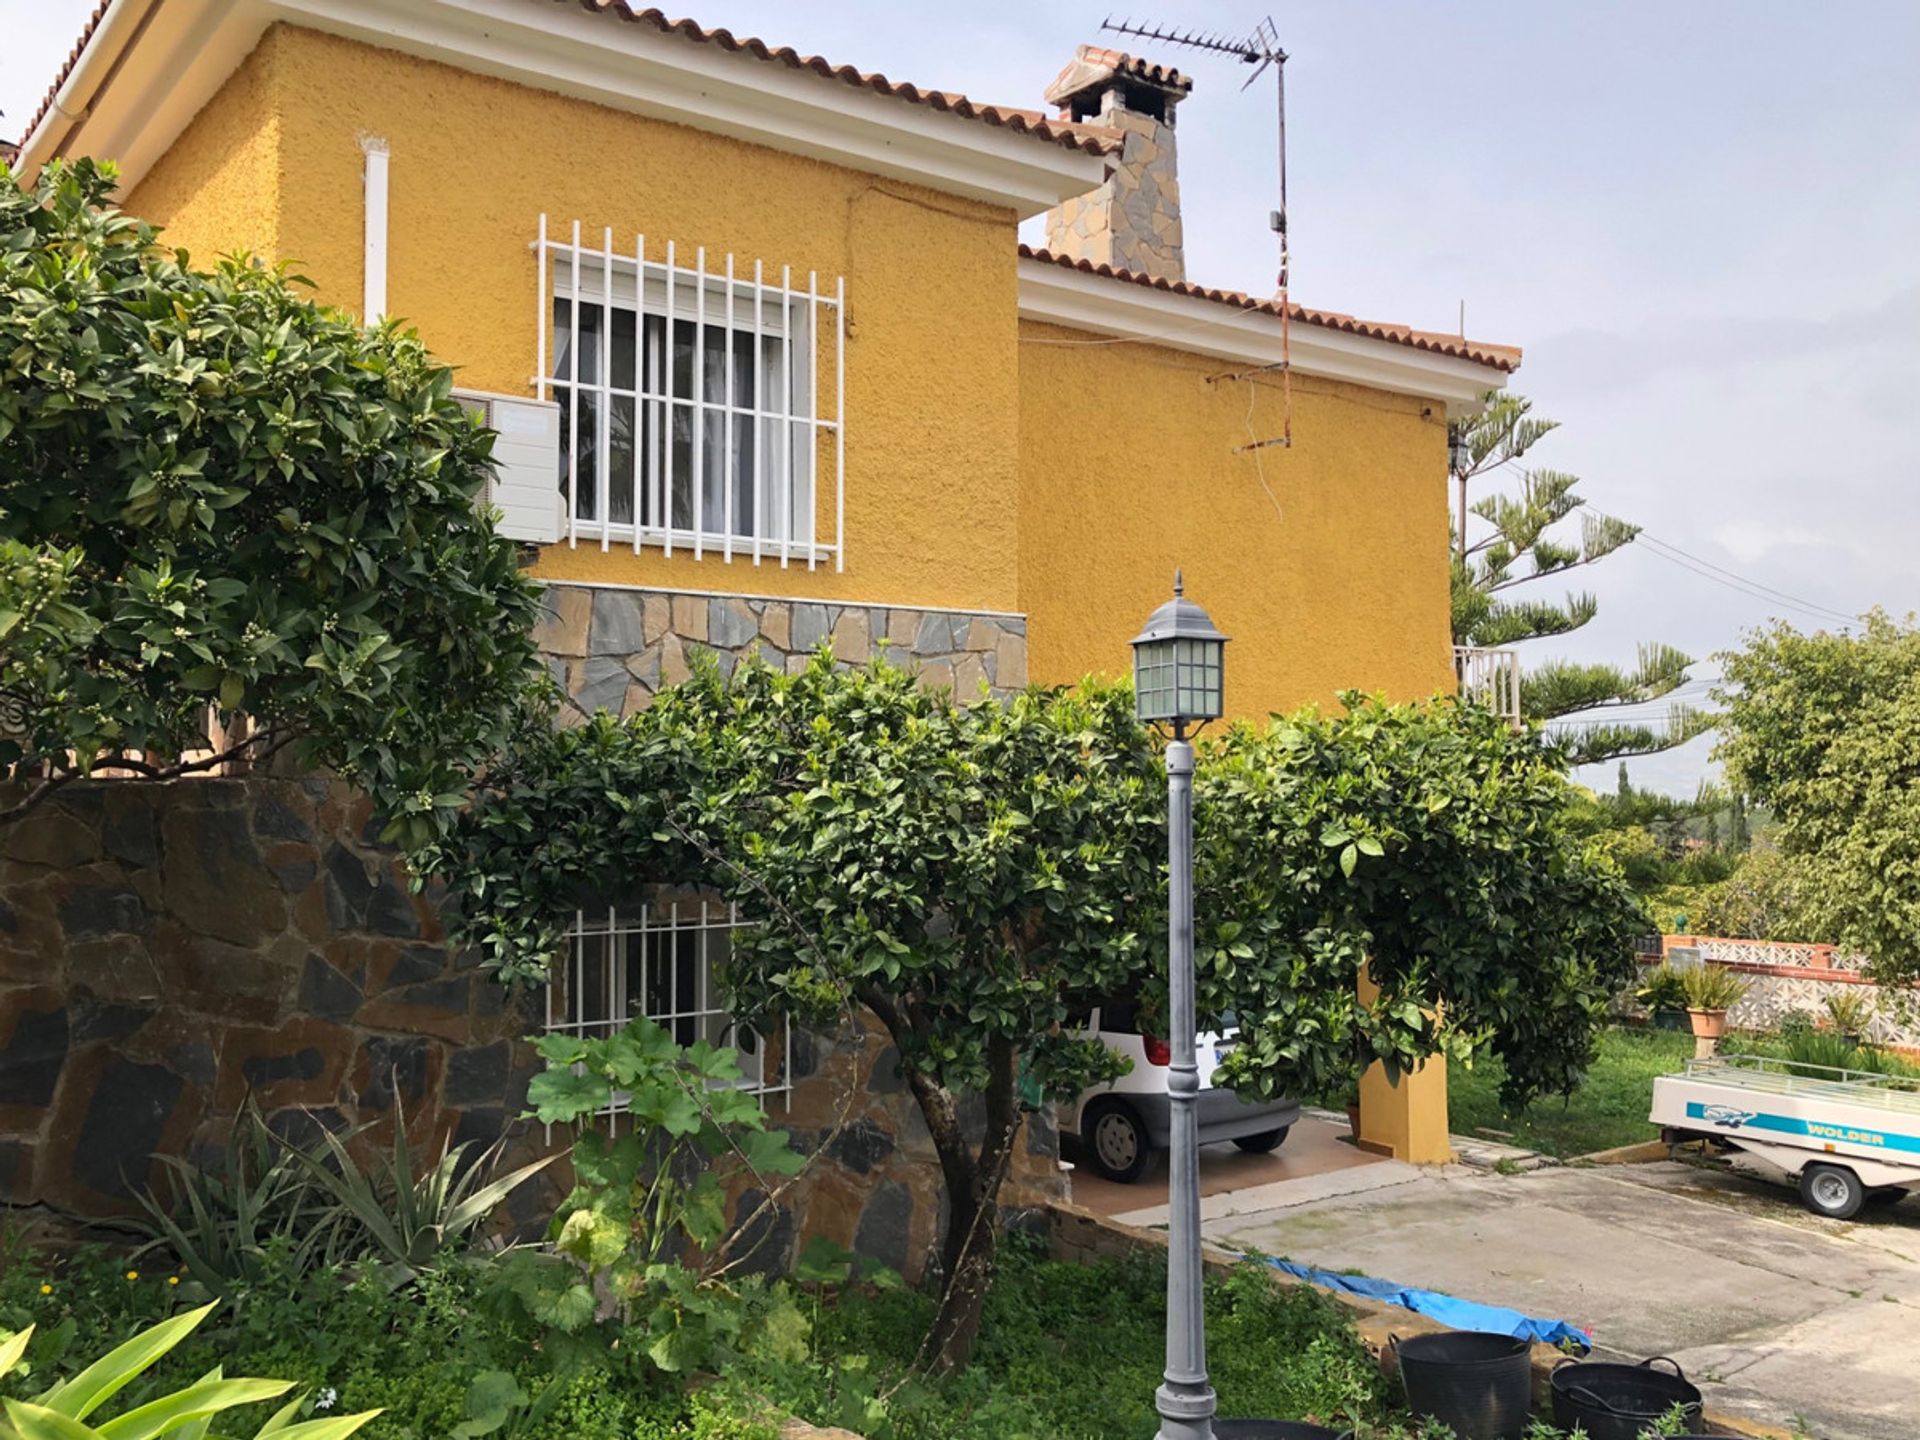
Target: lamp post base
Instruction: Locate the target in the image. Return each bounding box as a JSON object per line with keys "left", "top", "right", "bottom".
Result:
{"left": 1155, "top": 1378, "right": 1218, "bottom": 1440}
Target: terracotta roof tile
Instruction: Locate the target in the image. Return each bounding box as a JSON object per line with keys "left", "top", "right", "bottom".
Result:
{"left": 561, "top": 2, "right": 1116, "bottom": 157}
{"left": 1018, "top": 244, "right": 1522, "bottom": 372}
{"left": 1045, "top": 44, "right": 1193, "bottom": 108}
{"left": 17, "top": 1, "right": 1119, "bottom": 166}
{"left": 16, "top": 0, "right": 110, "bottom": 157}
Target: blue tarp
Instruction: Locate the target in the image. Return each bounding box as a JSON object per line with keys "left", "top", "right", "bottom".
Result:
{"left": 1266, "top": 1257, "right": 1591, "bottom": 1352}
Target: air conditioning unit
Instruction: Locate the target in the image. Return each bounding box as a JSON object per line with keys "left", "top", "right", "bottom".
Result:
{"left": 454, "top": 389, "right": 563, "bottom": 544}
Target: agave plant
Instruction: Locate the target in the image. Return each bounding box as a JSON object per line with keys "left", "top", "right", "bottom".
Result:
{"left": 287, "top": 1091, "right": 559, "bottom": 1281}
{"left": 134, "top": 1090, "right": 557, "bottom": 1294}
{"left": 1823, "top": 990, "right": 1876, "bottom": 1044}
{"left": 0, "top": 1303, "right": 379, "bottom": 1439}
{"left": 132, "top": 1099, "right": 352, "bottom": 1295}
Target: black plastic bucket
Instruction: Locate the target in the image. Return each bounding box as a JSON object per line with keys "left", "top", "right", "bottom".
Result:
{"left": 1390, "top": 1331, "right": 1532, "bottom": 1440}
{"left": 1214, "top": 1423, "right": 1349, "bottom": 1440}
{"left": 1550, "top": 1357, "right": 1703, "bottom": 1440}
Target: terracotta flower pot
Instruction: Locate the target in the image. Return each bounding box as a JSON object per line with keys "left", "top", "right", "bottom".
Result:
{"left": 1687, "top": 1008, "right": 1727, "bottom": 1040}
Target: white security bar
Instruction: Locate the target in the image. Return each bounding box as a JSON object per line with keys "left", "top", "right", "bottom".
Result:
{"left": 533, "top": 217, "right": 846, "bottom": 570}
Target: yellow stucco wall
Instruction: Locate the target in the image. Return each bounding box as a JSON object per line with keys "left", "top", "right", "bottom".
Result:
{"left": 124, "top": 22, "right": 1457, "bottom": 702}
{"left": 133, "top": 25, "right": 1025, "bottom": 615}
{"left": 1017, "top": 321, "right": 1456, "bottom": 717}
{"left": 122, "top": 39, "right": 282, "bottom": 266}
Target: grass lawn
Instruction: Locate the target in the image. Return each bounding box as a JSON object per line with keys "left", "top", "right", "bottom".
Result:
{"left": 1448, "top": 1024, "right": 1698, "bottom": 1159}
{"left": 750, "top": 1236, "right": 1399, "bottom": 1438}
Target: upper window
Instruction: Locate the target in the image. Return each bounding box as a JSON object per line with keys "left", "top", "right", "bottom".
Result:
{"left": 537, "top": 218, "right": 845, "bottom": 570}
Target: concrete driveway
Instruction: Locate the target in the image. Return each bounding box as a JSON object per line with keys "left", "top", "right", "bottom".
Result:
{"left": 1205, "top": 1157, "right": 1920, "bottom": 1440}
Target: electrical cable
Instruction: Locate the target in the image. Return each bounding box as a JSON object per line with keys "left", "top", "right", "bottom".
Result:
{"left": 1576, "top": 503, "right": 1860, "bottom": 626}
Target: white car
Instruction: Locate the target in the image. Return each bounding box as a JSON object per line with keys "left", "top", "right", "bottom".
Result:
{"left": 1063, "top": 998, "right": 1300, "bottom": 1182}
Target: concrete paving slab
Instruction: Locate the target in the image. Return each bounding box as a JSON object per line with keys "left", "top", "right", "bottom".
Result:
{"left": 1067, "top": 1112, "right": 1385, "bottom": 1218}
{"left": 1206, "top": 1158, "right": 1920, "bottom": 1440}
{"left": 1111, "top": 1154, "right": 1421, "bottom": 1228}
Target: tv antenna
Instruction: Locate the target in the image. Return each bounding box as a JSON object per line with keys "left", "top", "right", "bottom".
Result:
{"left": 1102, "top": 16, "right": 1295, "bottom": 454}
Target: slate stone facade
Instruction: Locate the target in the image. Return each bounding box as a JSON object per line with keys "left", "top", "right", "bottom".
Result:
{"left": 532, "top": 582, "right": 1030, "bottom": 720}
{"left": 0, "top": 583, "right": 1064, "bottom": 1278}
{"left": 0, "top": 775, "right": 539, "bottom": 1217}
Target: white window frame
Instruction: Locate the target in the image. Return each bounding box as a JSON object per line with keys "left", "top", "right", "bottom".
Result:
{"left": 535, "top": 216, "right": 846, "bottom": 570}
{"left": 545, "top": 898, "right": 791, "bottom": 1123}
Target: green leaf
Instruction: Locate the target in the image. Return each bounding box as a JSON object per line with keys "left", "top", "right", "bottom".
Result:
{"left": 525, "top": 1067, "right": 609, "bottom": 1124}
{"left": 0, "top": 1325, "right": 34, "bottom": 1381}
{"left": 3, "top": 1399, "right": 99, "bottom": 1440}
{"left": 39, "top": 1303, "right": 217, "bottom": 1421}
{"left": 98, "top": 1378, "right": 294, "bottom": 1440}
{"left": 794, "top": 1236, "right": 856, "bottom": 1286}
{"left": 448, "top": 1370, "right": 527, "bottom": 1439}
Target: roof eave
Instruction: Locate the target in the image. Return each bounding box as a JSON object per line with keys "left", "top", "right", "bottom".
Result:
{"left": 17, "top": 0, "right": 1110, "bottom": 217}
{"left": 1016, "top": 256, "right": 1516, "bottom": 417}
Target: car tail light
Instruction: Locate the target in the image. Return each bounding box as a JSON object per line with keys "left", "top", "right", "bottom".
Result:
{"left": 1142, "top": 1035, "right": 1172, "bottom": 1066}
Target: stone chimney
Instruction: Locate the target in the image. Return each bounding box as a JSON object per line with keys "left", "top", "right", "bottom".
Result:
{"left": 1042, "top": 46, "right": 1193, "bottom": 282}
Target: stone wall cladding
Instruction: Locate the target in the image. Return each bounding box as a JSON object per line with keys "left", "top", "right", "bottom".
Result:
{"left": 532, "top": 583, "right": 1031, "bottom": 721}
{"left": 1041, "top": 101, "right": 1184, "bottom": 282}
{"left": 0, "top": 578, "right": 1064, "bottom": 1278}
{"left": 0, "top": 776, "right": 543, "bottom": 1218}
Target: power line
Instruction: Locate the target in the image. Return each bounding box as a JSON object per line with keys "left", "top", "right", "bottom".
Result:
{"left": 1577, "top": 504, "right": 1860, "bottom": 626}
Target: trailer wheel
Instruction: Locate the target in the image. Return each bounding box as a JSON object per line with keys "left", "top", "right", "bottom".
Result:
{"left": 1799, "top": 1163, "right": 1866, "bottom": 1220}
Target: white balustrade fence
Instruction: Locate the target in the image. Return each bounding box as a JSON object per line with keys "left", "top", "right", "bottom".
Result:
{"left": 1452, "top": 645, "right": 1522, "bottom": 727}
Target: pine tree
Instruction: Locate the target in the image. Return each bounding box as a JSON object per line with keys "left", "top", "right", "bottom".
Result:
{"left": 1451, "top": 393, "right": 1712, "bottom": 764}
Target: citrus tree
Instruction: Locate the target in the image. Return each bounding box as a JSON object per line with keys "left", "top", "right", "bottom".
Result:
{"left": 428, "top": 653, "right": 1640, "bottom": 1369}
{"left": 0, "top": 157, "right": 539, "bottom": 846}
{"left": 1196, "top": 695, "right": 1645, "bottom": 1111}
{"left": 428, "top": 653, "right": 1165, "bottom": 1371}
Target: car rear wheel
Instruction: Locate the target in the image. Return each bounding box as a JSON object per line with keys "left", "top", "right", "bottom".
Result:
{"left": 1232, "top": 1125, "right": 1291, "bottom": 1154}
{"left": 1799, "top": 1162, "right": 1865, "bottom": 1220}
{"left": 1083, "top": 1099, "right": 1154, "bottom": 1183}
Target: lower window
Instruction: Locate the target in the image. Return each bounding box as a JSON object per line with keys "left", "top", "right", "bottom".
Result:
{"left": 546, "top": 897, "right": 788, "bottom": 1112}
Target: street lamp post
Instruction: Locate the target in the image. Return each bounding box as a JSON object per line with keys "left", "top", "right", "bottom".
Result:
{"left": 1131, "top": 571, "right": 1229, "bottom": 1440}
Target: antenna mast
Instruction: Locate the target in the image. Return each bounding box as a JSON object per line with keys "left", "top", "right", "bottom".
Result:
{"left": 1102, "top": 16, "right": 1294, "bottom": 451}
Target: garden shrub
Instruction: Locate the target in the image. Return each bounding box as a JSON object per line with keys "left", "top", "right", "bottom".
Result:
{"left": 0, "top": 158, "right": 540, "bottom": 850}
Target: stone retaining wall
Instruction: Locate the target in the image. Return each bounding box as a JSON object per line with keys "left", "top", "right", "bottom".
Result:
{"left": 0, "top": 774, "right": 539, "bottom": 1218}
{"left": 0, "top": 583, "right": 1058, "bottom": 1281}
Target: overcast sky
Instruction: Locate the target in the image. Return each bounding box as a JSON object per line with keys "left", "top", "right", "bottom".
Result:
{"left": 6, "top": 2, "right": 1917, "bottom": 797}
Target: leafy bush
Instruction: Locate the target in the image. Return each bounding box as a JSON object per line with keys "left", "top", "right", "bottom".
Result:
{"left": 0, "top": 1239, "right": 698, "bottom": 1440}
{"left": 1823, "top": 991, "right": 1875, "bottom": 1043}
{"left": 0, "top": 157, "right": 539, "bottom": 847}
{"left": 1689, "top": 850, "right": 1815, "bottom": 942}
{"left": 497, "top": 1017, "right": 811, "bottom": 1379}
{"left": 1634, "top": 963, "right": 1689, "bottom": 1013}
{"left": 1779, "top": 1027, "right": 1860, "bottom": 1076}
{"left": 1778, "top": 1027, "right": 1918, "bottom": 1081}
{"left": 1201, "top": 693, "right": 1646, "bottom": 1112}
{"left": 1716, "top": 613, "right": 1920, "bottom": 982}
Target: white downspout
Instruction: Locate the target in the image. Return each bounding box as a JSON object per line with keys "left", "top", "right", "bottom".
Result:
{"left": 360, "top": 135, "right": 389, "bottom": 323}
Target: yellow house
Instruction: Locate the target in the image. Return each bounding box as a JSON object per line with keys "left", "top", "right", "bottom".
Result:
{"left": 11, "top": 3, "right": 1515, "bottom": 1187}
